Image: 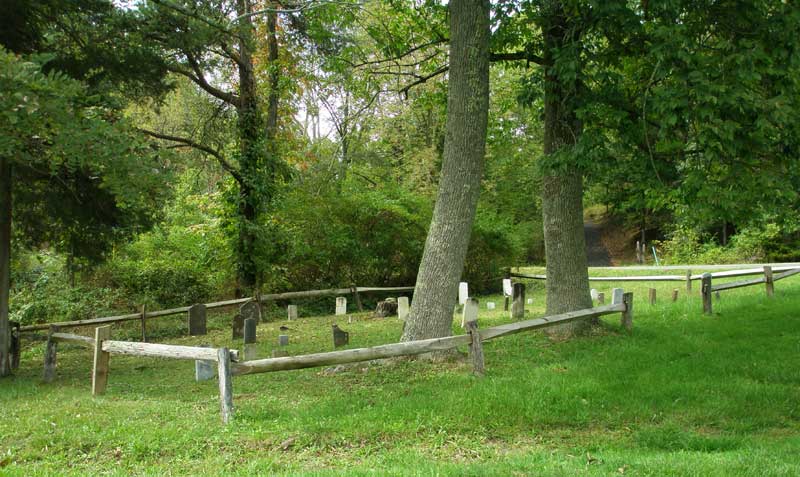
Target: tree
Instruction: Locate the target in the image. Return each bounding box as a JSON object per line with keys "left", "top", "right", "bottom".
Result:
{"left": 400, "top": 0, "right": 490, "bottom": 342}
{"left": 136, "top": 0, "right": 286, "bottom": 292}
{"left": 0, "top": 50, "right": 166, "bottom": 376}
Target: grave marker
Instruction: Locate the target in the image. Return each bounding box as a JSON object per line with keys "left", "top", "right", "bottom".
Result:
{"left": 287, "top": 304, "right": 298, "bottom": 321}
{"left": 240, "top": 301, "right": 261, "bottom": 324}
{"left": 188, "top": 304, "right": 207, "bottom": 336}
{"left": 232, "top": 314, "right": 244, "bottom": 340}
{"left": 335, "top": 296, "right": 347, "bottom": 315}
{"left": 511, "top": 283, "right": 525, "bottom": 319}
{"left": 397, "top": 296, "right": 410, "bottom": 320}
{"left": 458, "top": 282, "right": 469, "bottom": 305}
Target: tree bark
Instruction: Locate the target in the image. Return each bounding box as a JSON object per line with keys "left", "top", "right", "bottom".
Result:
{"left": 401, "top": 0, "right": 490, "bottom": 342}
{"left": 0, "top": 157, "right": 12, "bottom": 376}
{"left": 540, "top": 1, "right": 593, "bottom": 337}
{"left": 235, "top": 0, "right": 266, "bottom": 291}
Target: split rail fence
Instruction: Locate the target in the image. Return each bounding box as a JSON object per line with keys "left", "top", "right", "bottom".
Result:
{"left": 700, "top": 266, "right": 800, "bottom": 314}
{"left": 41, "top": 291, "right": 633, "bottom": 424}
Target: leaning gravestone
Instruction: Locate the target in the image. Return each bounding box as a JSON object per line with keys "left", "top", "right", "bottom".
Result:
{"left": 187, "top": 304, "right": 207, "bottom": 336}
{"left": 460, "top": 298, "right": 479, "bottom": 328}
{"left": 397, "top": 296, "right": 410, "bottom": 320}
{"left": 231, "top": 314, "right": 244, "bottom": 340}
{"left": 335, "top": 296, "right": 347, "bottom": 315}
{"left": 287, "top": 304, "right": 298, "bottom": 321}
{"left": 240, "top": 300, "right": 261, "bottom": 324}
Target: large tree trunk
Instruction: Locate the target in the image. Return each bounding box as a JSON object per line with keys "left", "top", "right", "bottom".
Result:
{"left": 235, "top": 0, "right": 265, "bottom": 291}
{"left": 540, "top": 2, "right": 593, "bottom": 336}
{"left": 401, "top": 0, "right": 489, "bottom": 342}
{"left": 0, "top": 157, "right": 12, "bottom": 376}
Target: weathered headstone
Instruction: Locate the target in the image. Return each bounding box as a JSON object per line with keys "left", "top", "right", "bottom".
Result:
{"left": 597, "top": 292, "right": 605, "bottom": 305}
{"left": 187, "top": 304, "right": 207, "bottom": 336}
{"left": 460, "top": 297, "right": 479, "bottom": 328}
{"left": 375, "top": 298, "right": 398, "bottom": 317}
{"left": 278, "top": 335, "right": 289, "bottom": 347}
{"left": 502, "top": 279, "right": 513, "bottom": 297}
{"left": 526, "top": 298, "right": 533, "bottom": 305}
{"left": 335, "top": 296, "right": 347, "bottom": 315}
{"left": 611, "top": 288, "right": 624, "bottom": 305}
{"left": 486, "top": 302, "right": 495, "bottom": 310}
{"left": 397, "top": 296, "right": 410, "bottom": 320}
{"left": 458, "top": 282, "right": 469, "bottom": 305}
{"left": 511, "top": 283, "right": 525, "bottom": 319}
{"left": 244, "top": 317, "right": 257, "bottom": 361}
{"left": 590, "top": 288, "right": 599, "bottom": 300}
{"left": 232, "top": 314, "right": 244, "bottom": 340}
{"left": 332, "top": 324, "right": 349, "bottom": 348}
{"left": 195, "top": 345, "right": 215, "bottom": 382}
{"left": 240, "top": 300, "right": 261, "bottom": 324}
{"left": 287, "top": 304, "right": 298, "bottom": 321}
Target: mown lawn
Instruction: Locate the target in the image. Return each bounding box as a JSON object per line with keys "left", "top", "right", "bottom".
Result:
{"left": 2, "top": 271, "right": 799, "bottom": 476}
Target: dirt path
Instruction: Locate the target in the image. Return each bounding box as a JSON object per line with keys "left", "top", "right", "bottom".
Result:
{"left": 584, "top": 220, "right": 612, "bottom": 266}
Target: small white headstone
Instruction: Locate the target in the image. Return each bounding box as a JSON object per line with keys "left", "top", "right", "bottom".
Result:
{"left": 611, "top": 288, "right": 624, "bottom": 305}
{"left": 487, "top": 302, "right": 496, "bottom": 310}
{"left": 287, "top": 304, "right": 298, "bottom": 321}
{"left": 458, "top": 282, "right": 469, "bottom": 305}
{"left": 397, "top": 296, "right": 410, "bottom": 320}
{"left": 526, "top": 298, "right": 533, "bottom": 305}
{"left": 590, "top": 288, "right": 599, "bottom": 300}
{"left": 502, "top": 279, "right": 513, "bottom": 297}
{"left": 335, "top": 296, "right": 347, "bottom": 315}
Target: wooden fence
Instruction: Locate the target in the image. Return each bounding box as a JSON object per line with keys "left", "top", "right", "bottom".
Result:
{"left": 43, "top": 292, "right": 632, "bottom": 424}
{"left": 701, "top": 266, "right": 800, "bottom": 314}
{"left": 19, "top": 285, "right": 416, "bottom": 333}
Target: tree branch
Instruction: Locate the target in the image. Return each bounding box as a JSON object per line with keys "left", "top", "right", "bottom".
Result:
{"left": 489, "top": 51, "right": 548, "bottom": 66}
{"left": 137, "top": 128, "right": 244, "bottom": 184}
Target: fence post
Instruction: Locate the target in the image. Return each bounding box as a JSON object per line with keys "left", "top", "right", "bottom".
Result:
{"left": 702, "top": 273, "right": 713, "bottom": 315}
{"left": 648, "top": 288, "right": 656, "bottom": 305}
{"left": 92, "top": 325, "right": 111, "bottom": 396}
{"left": 621, "top": 292, "right": 634, "bottom": 331}
{"left": 140, "top": 304, "right": 147, "bottom": 343}
{"left": 686, "top": 269, "right": 693, "bottom": 293}
{"left": 764, "top": 266, "right": 774, "bottom": 297}
{"left": 217, "top": 347, "right": 234, "bottom": 424}
{"left": 672, "top": 289, "right": 679, "bottom": 302}
{"left": 465, "top": 318, "right": 485, "bottom": 377}
{"left": 351, "top": 285, "right": 363, "bottom": 312}
{"left": 43, "top": 325, "right": 58, "bottom": 383}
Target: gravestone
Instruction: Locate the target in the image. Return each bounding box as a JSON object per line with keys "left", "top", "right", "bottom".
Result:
{"left": 240, "top": 300, "right": 261, "bottom": 324}
{"left": 611, "top": 288, "right": 624, "bottom": 305}
{"left": 597, "top": 292, "right": 605, "bottom": 304}
{"left": 375, "top": 298, "right": 398, "bottom": 317}
{"left": 231, "top": 314, "right": 244, "bottom": 340}
{"left": 332, "top": 324, "right": 349, "bottom": 348}
{"left": 195, "top": 345, "right": 215, "bottom": 382}
{"left": 397, "top": 296, "right": 410, "bottom": 320}
{"left": 590, "top": 288, "right": 599, "bottom": 300}
{"left": 278, "top": 335, "right": 289, "bottom": 347}
{"left": 460, "top": 298, "right": 479, "bottom": 328}
{"left": 287, "top": 304, "right": 298, "bottom": 321}
{"left": 511, "top": 283, "right": 526, "bottom": 319}
{"left": 526, "top": 298, "right": 533, "bottom": 305}
{"left": 458, "top": 282, "right": 469, "bottom": 305}
{"left": 502, "top": 279, "right": 513, "bottom": 297}
{"left": 244, "top": 318, "right": 258, "bottom": 361}
{"left": 335, "top": 296, "right": 347, "bottom": 315}
{"left": 187, "top": 304, "right": 207, "bottom": 336}
{"left": 487, "top": 302, "right": 495, "bottom": 310}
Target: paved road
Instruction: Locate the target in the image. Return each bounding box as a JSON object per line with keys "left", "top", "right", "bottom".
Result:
{"left": 584, "top": 220, "right": 611, "bottom": 266}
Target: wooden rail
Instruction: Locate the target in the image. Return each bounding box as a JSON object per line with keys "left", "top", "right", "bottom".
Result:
{"left": 20, "top": 285, "right": 416, "bottom": 332}
{"left": 703, "top": 267, "right": 800, "bottom": 314}
{"left": 511, "top": 266, "right": 800, "bottom": 283}
{"left": 101, "top": 341, "right": 237, "bottom": 362}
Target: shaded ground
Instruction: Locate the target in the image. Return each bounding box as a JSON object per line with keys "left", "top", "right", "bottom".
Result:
{"left": 584, "top": 219, "right": 611, "bottom": 266}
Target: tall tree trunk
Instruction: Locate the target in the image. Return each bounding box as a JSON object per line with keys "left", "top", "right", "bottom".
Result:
{"left": 0, "top": 157, "right": 12, "bottom": 376}
{"left": 541, "top": 2, "right": 592, "bottom": 336}
{"left": 401, "top": 0, "right": 490, "bottom": 342}
{"left": 235, "top": 0, "right": 265, "bottom": 291}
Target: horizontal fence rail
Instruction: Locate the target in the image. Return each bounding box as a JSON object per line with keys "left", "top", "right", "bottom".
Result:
{"left": 511, "top": 266, "right": 800, "bottom": 283}
{"left": 702, "top": 266, "right": 800, "bottom": 314}
{"left": 20, "top": 285, "right": 416, "bottom": 332}
{"left": 101, "top": 341, "right": 236, "bottom": 362}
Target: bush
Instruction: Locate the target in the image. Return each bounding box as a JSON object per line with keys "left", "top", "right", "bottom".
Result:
{"left": 658, "top": 224, "right": 781, "bottom": 264}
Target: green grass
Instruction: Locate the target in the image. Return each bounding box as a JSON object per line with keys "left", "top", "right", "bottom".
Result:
{"left": 2, "top": 273, "right": 800, "bottom": 476}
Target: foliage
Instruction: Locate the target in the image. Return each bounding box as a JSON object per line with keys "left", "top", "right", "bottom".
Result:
{"left": 657, "top": 224, "right": 786, "bottom": 265}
